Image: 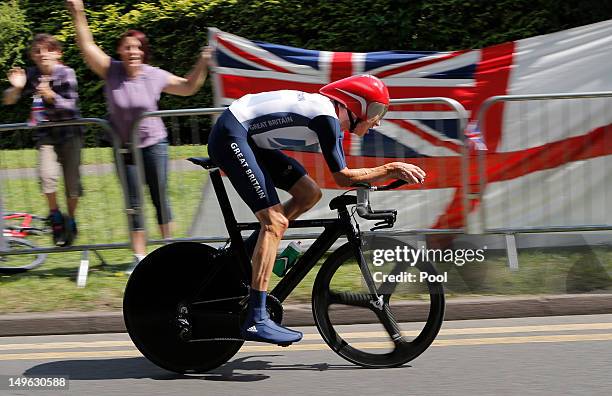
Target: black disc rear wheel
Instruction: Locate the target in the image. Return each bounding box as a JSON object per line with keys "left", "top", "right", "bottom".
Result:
{"left": 312, "top": 236, "right": 445, "bottom": 368}
{"left": 123, "top": 242, "right": 247, "bottom": 373}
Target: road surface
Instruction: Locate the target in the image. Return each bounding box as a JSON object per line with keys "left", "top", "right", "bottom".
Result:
{"left": 1, "top": 314, "right": 611, "bottom": 396}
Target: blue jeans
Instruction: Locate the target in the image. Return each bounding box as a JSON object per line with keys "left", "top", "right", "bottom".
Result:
{"left": 120, "top": 140, "right": 172, "bottom": 230}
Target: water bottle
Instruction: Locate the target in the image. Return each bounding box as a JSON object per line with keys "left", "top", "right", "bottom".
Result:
{"left": 273, "top": 241, "right": 304, "bottom": 277}
{"left": 29, "top": 94, "right": 48, "bottom": 126}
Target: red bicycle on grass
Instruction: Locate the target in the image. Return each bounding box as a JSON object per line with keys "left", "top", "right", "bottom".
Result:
{"left": 0, "top": 212, "right": 49, "bottom": 274}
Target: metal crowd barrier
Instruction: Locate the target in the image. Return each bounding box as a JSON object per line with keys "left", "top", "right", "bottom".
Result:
{"left": 5, "top": 93, "right": 608, "bottom": 280}
{"left": 128, "top": 98, "right": 470, "bottom": 249}
{"left": 0, "top": 118, "right": 132, "bottom": 286}
{"left": 476, "top": 92, "right": 612, "bottom": 268}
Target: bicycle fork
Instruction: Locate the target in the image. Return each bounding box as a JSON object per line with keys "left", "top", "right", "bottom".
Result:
{"left": 340, "top": 208, "right": 384, "bottom": 309}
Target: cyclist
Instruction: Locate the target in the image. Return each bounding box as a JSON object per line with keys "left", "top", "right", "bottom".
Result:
{"left": 208, "top": 74, "right": 426, "bottom": 345}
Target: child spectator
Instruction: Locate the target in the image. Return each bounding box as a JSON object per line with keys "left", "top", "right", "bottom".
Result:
{"left": 3, "top": 33, "right": 83, "bottom": 247}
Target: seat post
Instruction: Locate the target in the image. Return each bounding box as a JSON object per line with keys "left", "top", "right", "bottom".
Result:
{"left": 209, "top": 169, "right": 240, "bottom": 237}
{"left": 208, "top": 169, "right": 251, "bottom": 268}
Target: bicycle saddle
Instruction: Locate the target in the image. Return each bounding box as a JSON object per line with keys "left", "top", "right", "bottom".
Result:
{"left": 187, "top": 157, "right": 218, "bottom": 169}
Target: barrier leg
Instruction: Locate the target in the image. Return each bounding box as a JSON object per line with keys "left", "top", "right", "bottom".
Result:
{"left": 505, "top": 233, "right": 519, "bottom": 271}
{"left": 77, "top": 250, "right": 90, "bottom": 288}
{"left": 92, "top": 249, "right": 107, "bottom": 267}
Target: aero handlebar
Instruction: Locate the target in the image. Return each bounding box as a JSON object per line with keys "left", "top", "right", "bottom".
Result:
{"left": 352, "top": 179, "right": 407, "bottom": 229}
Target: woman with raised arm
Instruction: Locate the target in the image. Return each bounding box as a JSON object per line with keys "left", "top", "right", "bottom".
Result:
{"left": 66, "top": 0, "right": 213, "bottom": 273}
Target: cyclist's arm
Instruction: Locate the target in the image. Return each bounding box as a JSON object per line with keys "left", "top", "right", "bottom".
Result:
{"left": 309, "top": 115, "right": 425, "bottom": 187}
{"left": 333, "top": 165, "right": 391, "bottom": 187}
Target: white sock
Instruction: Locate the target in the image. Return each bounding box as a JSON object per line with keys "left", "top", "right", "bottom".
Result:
{"left": 134, "top": 254, "right": 146, "bottom": 262}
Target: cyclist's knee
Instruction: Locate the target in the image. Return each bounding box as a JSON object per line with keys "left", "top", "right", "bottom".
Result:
{"left": 292, "top": 177, "right": 322, "bottom": 210}
{"left": 299, "top": 187, "right": 322, "bottom": 211}
{"left": 257, "top": 208, "right": 289, "bottom": 238}
{"left": 310, "top": 186, "right": 323, "bottom": 206}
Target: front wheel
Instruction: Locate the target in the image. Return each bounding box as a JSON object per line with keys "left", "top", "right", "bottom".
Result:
{"left": 312, "top": 236, "right": 445, "bottom": 368}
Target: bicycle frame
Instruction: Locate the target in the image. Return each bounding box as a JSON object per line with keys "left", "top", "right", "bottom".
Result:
{"left": 208, "top": 167, "right": 366, "bottom": 303}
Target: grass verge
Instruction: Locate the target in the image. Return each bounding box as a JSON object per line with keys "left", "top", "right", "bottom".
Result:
{"left": 1, "top": 246, "right": 611, "bottom": 314}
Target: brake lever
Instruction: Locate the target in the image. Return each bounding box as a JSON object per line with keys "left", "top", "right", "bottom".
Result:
{"left": 370, "top": 220, "right": 393, "bottom": 231}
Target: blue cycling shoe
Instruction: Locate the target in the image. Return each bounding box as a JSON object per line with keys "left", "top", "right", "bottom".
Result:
{"left": 242, "top": 316, "right": 303, "bottom": 346}
{"left": 241, "top": 290, "right": 302, "bottom": 346}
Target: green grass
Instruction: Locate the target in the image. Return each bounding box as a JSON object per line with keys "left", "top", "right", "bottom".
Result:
{"left": 0, "top": 145, "right": 208, "bottom": 169}
{"left": 0, "top": 145, "right": 213, "bottom": 313}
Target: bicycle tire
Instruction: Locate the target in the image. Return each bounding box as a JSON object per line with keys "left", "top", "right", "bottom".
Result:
{"left": 0, "top": 237, "right": 47, "bottom": 274}
{"left": 123, "top": 242, "right": 246, "bottom": 374}
{"left": 312, "top": 235, "right": 445, "bottom": 368}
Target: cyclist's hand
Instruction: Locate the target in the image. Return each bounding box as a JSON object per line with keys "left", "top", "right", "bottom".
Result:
{"left": 390, "top": 162, "right": 426, "bottom": 184}
{"left": 7, "top": 68, "right": 26, "bottom": 89}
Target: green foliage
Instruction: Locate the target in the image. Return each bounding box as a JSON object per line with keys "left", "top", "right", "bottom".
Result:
{"left": 0, "top": 1, "right": 30, "bottom": 77}
{"left": 1, "top": 0, "right": 611, "bottom": 147}
{"left": 0, "top": 1, "right": 31, "bottom": 128}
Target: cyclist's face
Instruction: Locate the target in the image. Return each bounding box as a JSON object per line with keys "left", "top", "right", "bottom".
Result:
{"left": 352, "top": 117, "right": 381, "bottom": 137}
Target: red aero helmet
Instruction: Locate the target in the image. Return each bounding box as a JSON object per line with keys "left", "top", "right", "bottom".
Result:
{"left": 319, "top": 74, "right": 389, "bottom": 122}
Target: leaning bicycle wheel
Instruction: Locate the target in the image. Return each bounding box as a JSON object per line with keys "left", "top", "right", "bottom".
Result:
{"left": 0, "top": 237, "right": 47, "bottom": 274}
{"left": 123, "top": 242, "right": 247, "bottom": 374}
{"left": 312, "top": 235, "right": 445, "bottom": 368}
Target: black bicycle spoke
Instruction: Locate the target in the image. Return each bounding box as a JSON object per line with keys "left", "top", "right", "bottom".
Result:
{"left": 328, "top": 290, "right": 375, "bottom": 309}
{"left": 374, "top": 303, "right": 405, "bottom": 345}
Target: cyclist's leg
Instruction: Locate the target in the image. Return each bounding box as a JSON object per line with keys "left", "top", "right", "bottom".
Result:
{"left": 245, "top": 205, "right": 302, "bottom": 344}
{"left": 208, "top": 111, "right": 302, "bottom": 344}
{"left": 255, "top": 147, "right": 322, "bottom": 218}
{"left": 243, "top": 148, "right": 322, "bottom": 256}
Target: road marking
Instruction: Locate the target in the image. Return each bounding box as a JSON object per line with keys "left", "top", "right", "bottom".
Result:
{"left": 246, "top": 333, "right": 612, "bottom": 351}
{"left": 0, "top": 341, "right": 131, "bottom": 351}
{"left": 334, "top": 322, "right": 612, "bottom": 340}
{"left": 1, "top": 333, "right": 611, "bottom": 361}
{"left": 2, "top": 322, "right": 612, "bottom": 351}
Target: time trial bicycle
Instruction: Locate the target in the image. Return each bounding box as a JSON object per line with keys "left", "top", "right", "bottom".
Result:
{"left": 123, "top": 157, "right": 445, "bottom": 373}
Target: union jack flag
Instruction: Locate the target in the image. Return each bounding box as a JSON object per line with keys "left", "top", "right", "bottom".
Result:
{"left": 207, "top": 25, "right": 612, "bottom": 231}
{"left": 208, "top": 28, "right": 512, "bottom": 229}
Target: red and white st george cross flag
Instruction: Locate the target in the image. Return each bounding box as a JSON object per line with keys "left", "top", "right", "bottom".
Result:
{"left": 199, "top": 21, "right": 612, "bottom": 234}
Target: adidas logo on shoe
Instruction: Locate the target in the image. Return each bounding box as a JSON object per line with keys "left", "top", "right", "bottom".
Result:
{"left": 246, "top": 325, "right": 258, "bottom": 333}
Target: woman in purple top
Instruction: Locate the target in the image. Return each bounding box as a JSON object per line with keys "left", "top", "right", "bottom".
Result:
{"left": 66, "top": 0, "right": 213, "bottom": 271}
